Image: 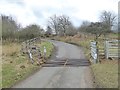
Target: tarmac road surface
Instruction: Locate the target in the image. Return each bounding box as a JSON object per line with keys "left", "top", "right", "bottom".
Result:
{"left": 13, "top": 40, "right": 93, "bottom": 88}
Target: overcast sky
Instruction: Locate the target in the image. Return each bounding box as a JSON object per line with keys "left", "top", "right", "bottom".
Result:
{"left": 0, "top": 0, "right": 118, "bottom": 29}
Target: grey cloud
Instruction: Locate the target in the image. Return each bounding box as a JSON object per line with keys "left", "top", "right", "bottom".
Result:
{"left": 1, "top": 0, "right": 25, "bottom": 6}
{"left": 31, "top": 6, "right": 81, "bottom": 28}
{"left": 31, "top": 7, "right": 61, "bottom": 20}
{"left": 32, "top": 9, "right": 44, "bottom": 18}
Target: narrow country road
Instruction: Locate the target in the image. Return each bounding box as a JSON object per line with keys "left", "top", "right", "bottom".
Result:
{"left": 13, "top": 40, "right": 93, "bottom": 88}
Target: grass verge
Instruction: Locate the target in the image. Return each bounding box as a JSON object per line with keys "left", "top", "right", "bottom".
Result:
{"left": 91, "top": 60, "right": 118, "bottom": 88}
{"left": 39, "top": 41, "right": 54, "bottom": 58}
{"left": 2, "top": 41, "right": 54, "bottom": 88}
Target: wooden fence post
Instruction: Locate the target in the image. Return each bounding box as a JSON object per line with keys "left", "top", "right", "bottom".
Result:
{"left": 37, "top": 47, "right": 41, "bottom": 64}
{"left": 21, "top": 38, "right": 44, "bottom": 64}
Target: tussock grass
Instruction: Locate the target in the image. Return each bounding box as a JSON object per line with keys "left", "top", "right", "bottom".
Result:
{"left": 2, "top": 43, "right": 20, "bottom": 56}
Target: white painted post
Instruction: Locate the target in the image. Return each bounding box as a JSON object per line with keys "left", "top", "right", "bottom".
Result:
{"left": 43, "top": 46, "right": 47, "bottom": 60}
{"left": 28, "top": 50, "right": 34, "bottom": 64}
{"left": 91, "top": 41, "right": 98, "bottom": 63}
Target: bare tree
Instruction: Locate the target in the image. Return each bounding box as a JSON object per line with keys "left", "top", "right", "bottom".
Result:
{"left": 45, "top": 26, "right": 52, "bottom": 36}
{"left": 2, "top": 15, "right": 19, "bottom": 40}
{"left": 100, "top": 11, "right": 116, "bottom": 31}
{"left": 57, "top": 15, "right": 71, "bottom": 36}
{"left": 87, "top": 22, "right": 105, "bottom": 40}
{"left": 78, "top": 21, "right": 91, "bottom": 33}
{"left": 66, "top": 24, "right": 77, "bottom": 36}
{"left": 48, "top": 15, "right": 72, "bottom": 36}
{"left": 79, "top": 21, "right": 111, "bottom": 40}
{"left": 48, "top": 15, "right": 59, "bottom": 35}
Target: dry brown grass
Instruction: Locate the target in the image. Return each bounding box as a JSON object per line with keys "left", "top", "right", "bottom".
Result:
{"left": 91, "top": 60, "right": 118, "bottom": 88}
{"left": 2, "top": 43, "right": 20, "bottom": 56}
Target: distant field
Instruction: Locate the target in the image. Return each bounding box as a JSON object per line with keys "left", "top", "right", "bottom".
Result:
{"left": 2, "top": 41, "right": 53, "bottom": 88}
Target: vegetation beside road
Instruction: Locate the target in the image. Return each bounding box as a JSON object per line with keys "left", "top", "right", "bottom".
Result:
{"left": 2, "top": 41, "right": 54, "bottom": 88}
{"left": 52, "top": 33, "right": 118, "bottom": 88}
{"left": 91, "top": 60, "right": 118, "bottom": 88}
{"left": 40, "top": 41, "right": 54, "bottom": 58}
